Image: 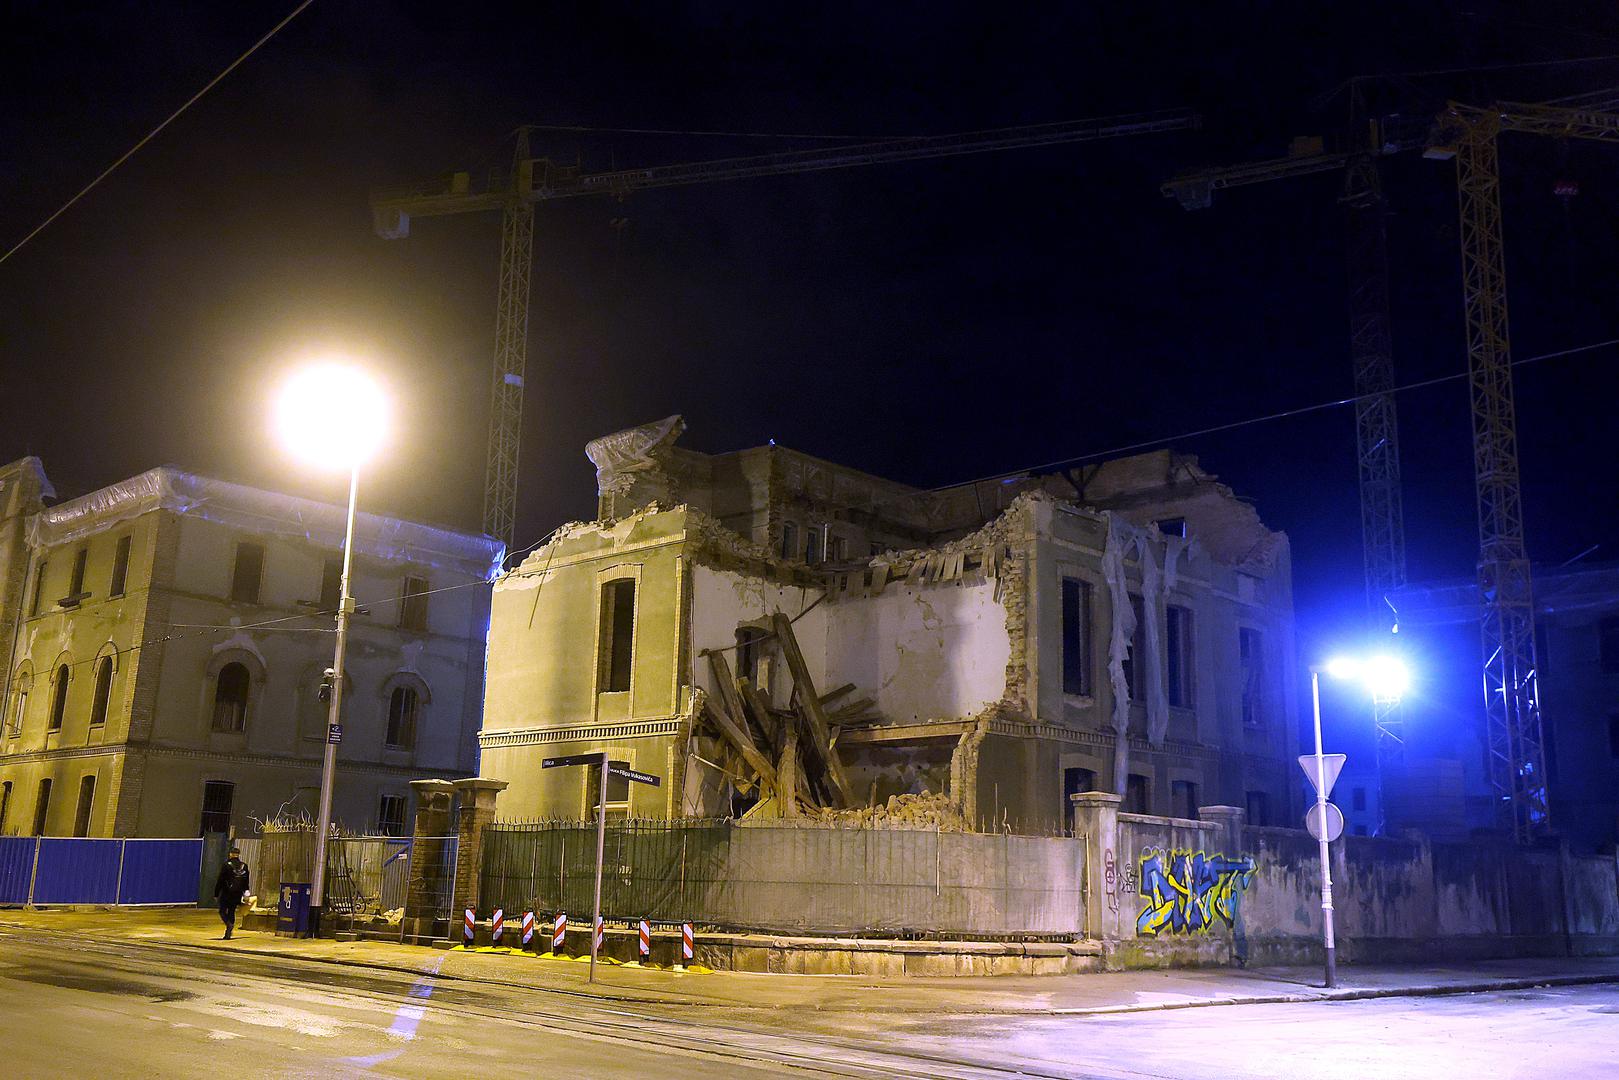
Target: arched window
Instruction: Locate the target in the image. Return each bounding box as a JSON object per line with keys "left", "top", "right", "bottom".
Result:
{"left": 385, "top": 686, "right": 418, "bottom": 750}
{"left": 89, "top": 655, "right": 114, "bottom": 728}
{"left": 48, "top": 665, "right": 70, "bottom": 731}
{"left": 211, "top": 662, "right": 250, "bottom": 733}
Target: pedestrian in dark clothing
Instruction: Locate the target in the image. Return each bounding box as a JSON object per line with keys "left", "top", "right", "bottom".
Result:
{"left": 214, "top": 847, "right": 250, "bottom": 939}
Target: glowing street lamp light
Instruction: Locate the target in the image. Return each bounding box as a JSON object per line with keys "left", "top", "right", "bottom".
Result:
{"left": 1307, "top": 651, "right": 1410, "bottom": 988}
{"left": 275, "top": 362, "right": 388, "bottom": 937}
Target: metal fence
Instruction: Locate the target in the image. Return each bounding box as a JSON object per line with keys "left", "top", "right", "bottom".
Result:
{"left": 481, "top": 819, "right": 1084, "bottom": 939}
{"left": 244, "top": 832, "right": 458, "bottom": 938}
{"left": 0, "top": 837, "right": 203, "bottom": 907}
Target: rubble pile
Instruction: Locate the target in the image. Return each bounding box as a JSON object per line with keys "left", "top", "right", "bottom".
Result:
{"left": 805, "top": 792, "right": 969, "bottom": 831}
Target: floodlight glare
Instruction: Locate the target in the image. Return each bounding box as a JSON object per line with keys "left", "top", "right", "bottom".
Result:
{"left": 275, "top": 363, "right": 388, "bottom": 469}
{"left": 1322, "top": 653, "right": 1409, "bottom": 703}
{"left": 1324, "top": 657, "right": 1360, "bottom": 681}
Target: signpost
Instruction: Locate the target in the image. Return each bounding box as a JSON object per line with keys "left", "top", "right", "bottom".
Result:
{"left": 1302, "top": 678, "right": 1345, "bottom": 988}
{"left": 542, "top": 752, "right": 661, "bottom": 982}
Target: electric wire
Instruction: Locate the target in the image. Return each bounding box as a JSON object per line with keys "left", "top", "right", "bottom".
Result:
{"left": 0, "top": 0, "right": 317, "bottom": 269}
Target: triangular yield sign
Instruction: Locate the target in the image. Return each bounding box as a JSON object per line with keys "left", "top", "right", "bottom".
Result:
{"left": 1298, "top": 753, "right": 1347, "bottom": 797}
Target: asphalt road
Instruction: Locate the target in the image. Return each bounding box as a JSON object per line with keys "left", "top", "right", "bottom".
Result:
{"left": 1, "top": 927, "right": 1616, "bottom": 1079}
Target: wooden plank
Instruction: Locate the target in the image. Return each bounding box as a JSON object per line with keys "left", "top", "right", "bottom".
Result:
{"left": 777, "top": 723, "right": 800, "bottom": 818}
{"left": 829, "top": 697, "right": 876, "bottom": 720}
{"left": 771, "top": 613, "right": 857, "bottom": 806}
{"left": 704, "top": 651, "right": 778, "bottom": 790}
{"left": 737, "top": 677, "right": 779, "bottom": 747}
{"left": 818, "top": 682, "right": 857, "bottom": 708}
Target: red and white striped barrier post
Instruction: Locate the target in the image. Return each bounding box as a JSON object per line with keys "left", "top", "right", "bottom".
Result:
{"left": 521, "top": 910, "right": 535, "bottom": 948}
{"left": 491, "top": 908, "right": 505, "bottom": 945}
{"left": 680, "top": 922, "right": 694, "bottom": 968}
{"left": 552, "top": 912, "right": 567, "bottom": 953}
{"left": 462, "top": 908, "right": 475, "bottom": 946}
{"left": 593, "top": 914, "right": 604, "bottom": 953}
{"left": 637, "top": 918, "right": 650, "bottom": 960}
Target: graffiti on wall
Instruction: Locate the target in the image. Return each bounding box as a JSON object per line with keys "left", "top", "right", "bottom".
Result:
{"left": 1135, "top": 848, "right": 1256, "bottom": 937}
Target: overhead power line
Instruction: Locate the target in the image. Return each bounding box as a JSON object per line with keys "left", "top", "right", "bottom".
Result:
{"left": 0, "top": 0, "right": 317, "bottom": 269}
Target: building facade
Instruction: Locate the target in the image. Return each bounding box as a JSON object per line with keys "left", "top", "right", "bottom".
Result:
{"left": 479, "top": 417, "right": 1301, "bottom": 832}
{"left": 0, "top": 458, "right": 502, "bottom": 839}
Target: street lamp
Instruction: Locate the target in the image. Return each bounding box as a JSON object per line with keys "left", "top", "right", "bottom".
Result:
{"left": 275, "top": 363, "right": 388, "bottom": 937}
{"left": 1310, "top": 652, "right": 1409, "bottom": 988}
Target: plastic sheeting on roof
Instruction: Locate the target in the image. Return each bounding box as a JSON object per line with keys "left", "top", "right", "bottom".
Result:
{"left": 26, "top": 467, "right": 504, "bottom": 577}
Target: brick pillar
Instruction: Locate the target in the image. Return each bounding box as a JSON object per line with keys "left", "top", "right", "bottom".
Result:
{"left": 450, "top": 777, "right": 508, "bottom": 926}
{"left": 402, "top": 779, "right": 456, "bottom": 941}
{"left": 1070, "top": 791, "right": 1123, "bottom": 944}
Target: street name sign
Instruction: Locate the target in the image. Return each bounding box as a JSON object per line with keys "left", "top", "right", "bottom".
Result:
{"left": 1297, "top": 753, "right": 1346, "bottom": 797}
{"left": 609, "top": 764, "right": 661, "bottom": 787}
{"left": 543, "top": 753, "right": 605, "bottom": 768}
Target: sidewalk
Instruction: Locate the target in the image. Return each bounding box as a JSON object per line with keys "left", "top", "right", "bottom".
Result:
{"left": 5, "top": 906, "right": 1618, "bottom": 1016}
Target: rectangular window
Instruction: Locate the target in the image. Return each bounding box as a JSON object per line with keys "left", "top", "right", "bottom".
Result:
{"left": 400, "top": 576, "right": 430, "bottom": 632}
{"left": 66, "top": 547, "right": 89, "bottom": 602}
{"left": 828, "top": 534, "right": 848, "bottom": 562}
{"left": 73, "top": 775, "right": 95, "bottom": 837}
{"left": 1061, "top": 578, "right": 1093, "bottom": 696}
{"left": 1245, "top": 790, "right": 1269, "bottom": 827}
{"left": 1171, "top": 779, "right": 1198, "bottom": 820}
{"left": 0, "top": 781, "right": 11, "bottom": 833}
{"left": 32, "top": 778, "right": 52, "bottom": 836}
{"left": 1124, "top": 773, "right": 1150, "bottom": 815}
{"left": 780, "top": 521, "right": 799, "bottom": 561}
{"left": 598, "top": 579, "right": 636, "bottom": 694}
{"left": 1166, "top": 605, "right": 1195, "bottom": 708}
{"left": 804, "top": 528, "right": 823, "bottom": 565}
{"left": 1063, "top": 767, "right": 1096, "bottom": 832}
{"left": 30, "top": 560, "right": 47, "bottom": 616}
{"left": 1352, "top": 786, "right": 1367, "bottom": 811}
{"left": 1240, "top": 627, "right": 1264, "bottom": 727}
{"left": 230, "top": 542, "right": 265, "bottom": 604}
{"left": 385, "top": 687, "right": 419, "bottom": 750}
{"left": 870, "top": 541, "right": 885, "bottom": 557}
{"left": 378, "top": 794, "right": 407, "bottom": 837}
{"left": 735, "top": 625, "right": 769, "bottom": 684}
{"left": 200, "top": 781, "right": 235, "bottom": 835}
{"left": 1601, "top": 617, "right": 1619, "bottom": 674}
{"left": 587, "top": 761, "right": 632, "bottom": 821}
{"left": 109, "top": 535, "right": 132, "bottom": 597}
{"left": 319, "top": 557, "right": 342, "bottom": 611}
{"left": 8, "top": 690, "right": 25, "bottom": 738}
{"left": 1122, "top": 593, "right": 1146, "bottom": 701}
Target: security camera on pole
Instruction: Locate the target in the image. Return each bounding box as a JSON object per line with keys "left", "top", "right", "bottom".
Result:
{"left": 274, "top": 362, "right": 389, "bottom": 939}
{"left": 1306, "top": 653, "right": 1410, "bottom": 988}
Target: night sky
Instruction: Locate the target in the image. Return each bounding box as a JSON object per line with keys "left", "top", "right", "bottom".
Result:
{"left": 6, "top": 1, "right": 1619, "bottom": 686}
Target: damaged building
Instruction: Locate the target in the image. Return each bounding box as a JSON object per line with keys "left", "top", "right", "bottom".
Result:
{"left": 480, "top": 417, "right": 1301, "bottom": 832}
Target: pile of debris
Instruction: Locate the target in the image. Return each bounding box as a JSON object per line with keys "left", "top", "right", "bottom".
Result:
{"left": 804, "top": 792, "right": 969, "bottom": 831}
{"left": 699, "top": 613, "right": 881, "bottom": 818}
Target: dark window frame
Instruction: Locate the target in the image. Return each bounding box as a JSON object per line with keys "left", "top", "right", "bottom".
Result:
{"left": 598, "top": 579, "right": 636, "bottom": 694}
{"left": 200, "top": 780, "right": 235, "bottom": 835}
{"left": 1170, "top": 779, "right": 1199, "bottom": 820}
{"left": 780, "top": 521, "right": 799, "bottom": 561}
{"left": 385, "top": 686, "right": 419, "bottom": 750}
{"left": 1166, "top": 605, "right": 1196, "bottom": 708}
{"left": 48, "top": 664, "right": 70, "bottom": 732}
{"left": 109, "top": 534, "right": 132, "bottom": 597}
{"left": 400, "top": 575, "right": 430, "bottom": 633}
{"left": 211, "top": 662, "right": 251, "bottom": 733}
{"left": 72, "top": 775, "right": 95, "bottom": 837}
{"left": 0, "top": 780, "right": 11, "bottom": 833}
{"left": 1245, "top": 790, "right": 1269, "bottom": 827}
{"left": 1061, "top": 577, "right": 1094, "bottom": 697}
{"left": 88, "top": 655, "right": 114, "bottom": 728}
{"left": 1124, "top": 773, "right": 1150, "bottom": 815}
{"left": 1239, "top": 626, "right": 1265, "bottom": 727}
{"left": 32, "top": 778, "right": 52, "bottom": 836}
{"left": 1122, "top": 593, "right": 1147, "bottom": 701}
{"left": 378, "top": 794, "right": 407, "bottom": 837}
{"left": 230, "top": 542, "right": 265, "bottom": 605}
{"left": 30, "top": 560, "right": 47, "bottom": 616}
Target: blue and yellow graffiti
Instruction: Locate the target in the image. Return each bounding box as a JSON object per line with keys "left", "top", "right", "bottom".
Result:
{"left": 1135, "top": 848, "right": 1255, "bottom": 937}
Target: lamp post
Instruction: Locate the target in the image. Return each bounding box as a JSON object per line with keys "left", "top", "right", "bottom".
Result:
{"left": 275, "top": 363, "right": 388, "bottom": 938}
{"left": 1313, "top": 653, "right": 1409, "bottom": 989}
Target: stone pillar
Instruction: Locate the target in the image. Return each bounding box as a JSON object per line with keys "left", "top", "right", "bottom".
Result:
{"left": 450, "top": 777, "right": 508, "bottom": 925}
{"left": 402, "top": 779, "right": 456, "bottom": 942}
{"left": 1197, "top": 804, "right": 1246, "bottom": 853}
{"left": 1071, "top": 791, "right": 1124, "bottom": 944}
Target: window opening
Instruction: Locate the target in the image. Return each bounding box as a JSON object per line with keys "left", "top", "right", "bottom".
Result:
{"left": 1061, "top": 578, "right": 1092, "bottom": 696}
{"left": 1245, "top": 790, "right": 1269, "bottom": 827}
{"left": 73, "top": 775, "right": 95, "bottom": 837}
{"left": 587, "top": 762, "right": 631, "bottom": 822}
{"left": 8, "top": 688, "right": 25, "bottom": 738}
{"left": 211, "top": 663, "right": 250, "bottom": 732}
{"left": 48, "top": 665, "right": 69, "bottom": 731}
{"left": 735, "top": 625, "right": 770, "bottom": 684}
{"left": 319, "top": 557, "right": 342, "bottom": 611}
{"left": 33, "top": 778, "right": 52, "bottom": 836}
{"left": 1166, "top": 605, "right": 1195, "bottom": 708}
{"left": 1122, "top": 593, "right": 1146, "bottom": 700}
{"left": 0, "top": 781, "right": 11, "bottom": 833}
{"left": 89, "top": 656, "right": 113, "bottom": 727}
{"left": 1240, "top": 627, "right": 1264, "bottom": 727}
{"left": 1171, "top": 779, "right": 1199, "bottom": 820}
{"left": 1063, "top": 767, "right": 1096, "bottom": 832}
{"left": 378, "top": 794, "right": 407, "bottom": 836}
{"left": 230, "top": 542, "right": 264, "bottom": 604}
{"left": 804, "top": 528, "right": 823, "bottom": 565}
{"left": 780, "top": 521, "right": 799, "bottom": 561}
{"left": 200, "top": 781, "right": 235, "bottom": 835}
{"left": 386, "top": 686, "right": 419, "bottom": 749}
{"left": 109, "top": 535, "right": 132, "bottom": 597}
{"left": 598, "top": 579, "right": 635, "bottom": 693}
{"left": 400, "top": 576, "right": 430, "bottom": 632}
{"left": 30, "top": 560, "right": 47, "bottom": 615}
{"left": 1124, "top": 773, "right": 1150, "bottom": 814}
{"left": 64, "top": 547, "right": 89, "bottom": 604}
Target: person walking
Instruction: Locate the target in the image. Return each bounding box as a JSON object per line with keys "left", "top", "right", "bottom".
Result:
{"left": 214, "top": 846, "right": 250, "bottom": 940}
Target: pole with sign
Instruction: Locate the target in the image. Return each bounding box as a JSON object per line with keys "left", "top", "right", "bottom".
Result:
{"left": 1302, "top": 672, "right": 1346, "bottom": 989}
{"left": 542, "top": 752, "right": 661, "bottom": 983}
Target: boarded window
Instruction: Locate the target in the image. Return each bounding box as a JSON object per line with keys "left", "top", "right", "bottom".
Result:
{"left": 1245, "top": 790, "right": 1269, "bottom": 827}
{"left": 73, "top": 775, "right": 96, "bottom": 837}
{"left": 378, "top": 794, "right": 407, "bottom": 837}
{"left": 48, "top": 665, "right": 69, "bottom": 731}
{"left": 780, "top": 521, "right": 799, "bottom": 561}
{"left": 200, "top": 781, "right": 234, "bottom": 835}
{"left": 109, "top": 535, "right": 132, "bottom": 597}
{"left": 231, "top": 542, "right": 264, "bottom": 604}
{"left": 1239, "top": 627, "right": 1264, "bottom": 727}
{"left": 319, "top": 557, "right": 343, "bottom": 610}
{"left": 1171, "top": 779, "right": 1198, "bottom": 820}
{"left": 211, "top": 663, "right": 250, "bottom": 732}
{"left": 33, "top": 778, "right": 52, "bottom": 836}
{"left": 598, "top": 579, "right": 635, "bottom": 693}
{"left": 89, "top": 656, "right": 113, "bottom": 727}
{"left": 386, "top": 686, "right": 418, "bottom": 749}
{"left": 1124, "top": 773, "right": 1150, "bottom": 814}
{"left": 1061, "top": 578, "right": 1092, "bottom": 696}
{"left": 1166, "top": 605, "right": 1195, "bottom": 708}
{"left": 400, "top": 576, "right": 430, "bottom": 632}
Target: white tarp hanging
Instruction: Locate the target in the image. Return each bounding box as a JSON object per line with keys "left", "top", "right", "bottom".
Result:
{"left": 1101, "top": 513, "right": 1181, "bottom": 793}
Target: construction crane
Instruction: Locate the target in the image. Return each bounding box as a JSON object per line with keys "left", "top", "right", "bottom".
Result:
{"left": 1161, "top": 112, "right": 1431, "bottom": 808}
{"left": 371, "top": 109, "right": 1198, "bottom": 546}
{"left": 1423, "top": 99, "right": 1619, "bottom": 841}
